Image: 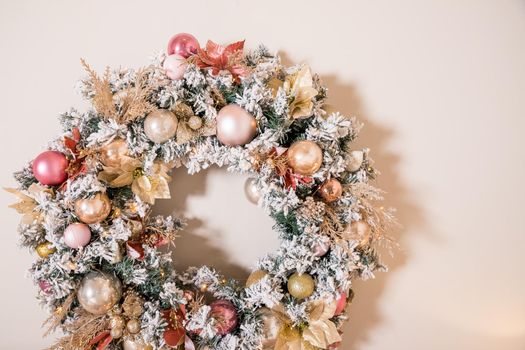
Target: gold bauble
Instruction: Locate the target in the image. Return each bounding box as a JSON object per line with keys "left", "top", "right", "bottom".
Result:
{"left": 319, "top": 178, "right": 343, "bottom": 203}
{"left": 246, "top": 270, "right": 268, "bottom": 287}
{"left": 126, "top": 319, "right": 141, "bottom": 334}
{"left": 75, "top": 193, "right": 112, "bottom": 224}
{"left": 36, "top": 242, "right": 56, "bottom": 259}
{"left": 287, "top": 140, "right": 323, "bottom": 176}
{"left": 187, "top": 115, "right": 203, "bottom": 130}
{"left": 260, "top": 307, "right": 281, "bottom": 349}
{"left": 110, "top": 327, "right": 123, "bottom": 339}
{"left": 77, "top": 271, "right": 122, "bottom": 315}
{"left": 287, "top": 273, "right": 315, "bottom": 300}
{"left": 123, "top": 338, "right": 153, "bottom": 350}
{"left": 144, "top": 110, "right": 178, "bottom": 143}
{"left": 110, "top": 315, "right": 125, "bottom": 329}
{"left": 100, "top": 139, "right": 129, "bottom": 167}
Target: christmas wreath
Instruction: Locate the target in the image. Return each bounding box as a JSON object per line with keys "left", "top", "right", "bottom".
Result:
{"left": 8, "top": 33, "right": 396, "bottom": 350}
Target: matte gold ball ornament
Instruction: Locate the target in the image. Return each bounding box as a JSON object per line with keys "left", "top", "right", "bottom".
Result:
{"left": 144, "top": 109, "right": 178, "bottom": 143}
{"left": 36, "top": 242, "right": 56, "bottom": 259}
{"left": 77, "top": 271, "right": 122, "bottom": 315}
{"left": 287, "top": 272, "right": 315, "bottom": 299}
{"left": 319, "top": 178, "right": 343, "bottom": 203}
{"left": 75, "top": 193, "right": 112, "bottom": 224}
{"left": 100, "top": 139, "right": 129, "bottom": 167}
{"left": 287, "top": 140, "right": 323, "bottom": 176}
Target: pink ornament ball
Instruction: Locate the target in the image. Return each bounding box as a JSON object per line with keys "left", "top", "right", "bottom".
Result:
{"left": 63, "top": 223, "right": 91, "bottom": 249}
{"left": 32, "top": 151, "right": 69, "bottom": 186}
{"left": 313, "top": 241, "right": 330, "bottom": 257}
{"left": 167, "top": 33, "right": 200, "bottom": 58}
{"left": 163, "top": 54, "right": 187, "bottom": 80}
{"left": 334, "top": 291, "right": 347, "bottom": 316}
{"left": 39, "top": 280, "right": 52, "bottom": 295}
{"left": 216, "top": 104, "right": 257, "bottom": 146}
{"left": 210, "top": 300, "right": 238, "bottom": 335}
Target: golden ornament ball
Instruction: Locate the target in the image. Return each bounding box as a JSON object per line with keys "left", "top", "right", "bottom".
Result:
{"left": 126, "top": 319, "right": 141, "bottom": 334}
{"left": 260, "top": 307, "right": 281, "bottom": 349}
{"left": 319, "top": 178, "right": 343, "bottom": 203}
{"left": 75, "top": 193, "right": 112, "bottom": 224}
{"left": 123, "top": 338, "right": 153, "bottom": 350}
{"left": 287, "top": 140, "right": 323, "bottom": 176}
{"left": 77, "top": 271, "right": 122, "bottom": 315}
{"left": 344, "top": 220, "right": 371, "bottom": 245}
{"left": 110, "top": 327, "right": 123, "bottom": 339}
{"left": 100, "top": 139, "right": 129, "bottom": 167}
{"left": 110, "top": 315, "right": 125, "bottom": 329}
{"left": 36, "top": 242, "right": 56, "bottom": 259}
{"left": 144, "top": 109, "right": 178, "bottom": 143}
{"left": 187, "top": 115, "right": 203, "bottom": 130}
{"left": 287, "top": 272, "right": 315, "bottom": 300}
{"left": 246, "top": 270, "right": 268, "bottom": 287}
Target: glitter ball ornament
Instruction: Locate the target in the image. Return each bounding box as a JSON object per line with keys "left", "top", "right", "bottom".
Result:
{"left": 100, "top": 139, "right": 128, "bottom": 167}
{"left": 244, "top": 177, "right": 261, "bottom": 204}
{"left": 144, "top": 110, "right": 178, "bottom": 143}
{"left": 123, "top": 338, "right": 153, "bottom": 350}
{"left": 216, "top": 104, "right": 257, "bottom": 146}
{"left": 32, "top": 150, "right": 69, "bottom": 186}
{"left": 210, "top": 300, "right": 238, "bottom": 335}
{"left": 319, "top": 178, "right": 343, "bottom": 203}
{"left": 163, "top": 54, "right": 187, "bottom": 80}
{"left": 167, "top": 33, "right": 200, "bottom": 58}
{"left": 246, "top": 269, "right": 268, "bottom": 287}
{"left": 287, "top": 140, "right": 323, "bottom": 176}
{"left": 36, "top": 242, "right": 56, "bottom": 258}
{"left": 63, "top": 223, "right": 91, "bottom": 249}
{"left": 287, "top": 273, "right": 315, "bottom": 299}
{"left": 346, "top": 150, "right": 364, "bottom": 172}
{"left": 187, "top": 115, "right": 203, "bottom": 130}
{"left": 75, "top": 193, "right": 112, "bottom": 224}
{"left": 77, "top": 271, "right": 122, "bottom": 315}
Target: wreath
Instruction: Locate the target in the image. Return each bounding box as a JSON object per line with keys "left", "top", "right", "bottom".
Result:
{"left": 8, "top": 33, "right": 396, "bottom": 350}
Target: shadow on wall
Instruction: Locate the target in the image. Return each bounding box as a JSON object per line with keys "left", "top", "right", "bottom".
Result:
{"left": 154, "top": 55, "right": 425, "bottom": 349}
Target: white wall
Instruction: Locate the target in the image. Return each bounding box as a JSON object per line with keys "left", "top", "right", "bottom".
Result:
{"left": 1, "top": 0, "right": 524, "bottom": 349}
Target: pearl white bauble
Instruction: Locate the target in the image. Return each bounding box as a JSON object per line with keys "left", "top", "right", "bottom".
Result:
{"left": 144, "top": 110, "right": 178, "bottom": 143}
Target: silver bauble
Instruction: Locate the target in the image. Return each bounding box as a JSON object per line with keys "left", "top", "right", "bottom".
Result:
{"left": 244, "top": 177, "right": 261, "bottom": 204}
{"left": 77, "top": 271, "right": 122, "bottom": 315}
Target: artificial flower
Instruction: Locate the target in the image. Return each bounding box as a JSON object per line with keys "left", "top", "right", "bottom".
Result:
{"left": 194, "top": 40, "right": 249, "bottom": 83}
{"left": 5, "top": 183, "right": 52, "bottom": 224}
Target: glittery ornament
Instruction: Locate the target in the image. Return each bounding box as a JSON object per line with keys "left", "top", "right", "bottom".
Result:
{"left": 36, "top": 242, "right": 56, "bottom": 258}
{"left": 287, "top": 273, "right": 315, "bottom": 299}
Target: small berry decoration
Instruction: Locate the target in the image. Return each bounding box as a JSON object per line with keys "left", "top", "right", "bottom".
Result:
{"left": 7, "top": 33, "right": 396, "bottom": 349}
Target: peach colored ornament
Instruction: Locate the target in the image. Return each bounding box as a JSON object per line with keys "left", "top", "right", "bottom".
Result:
{"left": 100, "top": 139, "right": 128, "bottom": 167}
{"left": 63, "top": 223, "right": 91, "bottom": 249}
{"left": 216, "top": 104, "right": 257, "bottom": 146}
{"left": 319, "top": 178, "right": 343, "bottom": 203}
{"left": 163, "top": 54, "right": 187, "bottom": 80}
{"left": 75, "top": 193, "right": 112, "bottom": 224}
{"left": 287, "top": 140, "right": 323, "bottom": 176}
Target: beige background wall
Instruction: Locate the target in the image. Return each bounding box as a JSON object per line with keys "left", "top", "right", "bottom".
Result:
{"left": 1, "top": 0, "right": 524, "bottom": 349}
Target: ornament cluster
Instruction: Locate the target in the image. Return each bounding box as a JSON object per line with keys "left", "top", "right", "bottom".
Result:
{"left": 8, "top": 33, "right": 395, "bottom": 350}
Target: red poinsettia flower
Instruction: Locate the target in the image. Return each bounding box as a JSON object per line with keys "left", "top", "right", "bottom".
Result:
{"left": 194, "top": 40, "right": 249, "bottom": 83}
{"left": 59, "top": 128, "right": 88, "bottom": 190}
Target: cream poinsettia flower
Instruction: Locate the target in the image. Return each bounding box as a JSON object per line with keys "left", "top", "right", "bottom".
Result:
{"left": 271, "top": 65, "right": 319, "bottom": 119}
{"left": 98, "top": 157, "right": 172, "bottom": 204}
{"left": 5, "top": 184, "right": 52, "bottom": 225}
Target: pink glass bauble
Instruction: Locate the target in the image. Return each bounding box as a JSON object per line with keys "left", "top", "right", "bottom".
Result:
{"left": 216, "top": 104, "right": 257, "bottom": 146}
{"left": 163, "top": 54, "right": 187, "bottom": 80}
{"left": 63, "top": 223, "right": 91, "bottom": 249}
{"left": 39, "top": 280, "right": 52, "bottom": 294}
{"left": 313, "top": 241, "right": 330, "bottom": 257}
{"left": 32, "top": 151, "right": 69, "bottom": 186}
{"left": 167, "top": 33, "right": 200, "bottom": 58}
{"left": 334, "top": 291, "right": 347, "bottom": 316}
{"left": 210, "top": 300, "right": 238, "bottom": 335}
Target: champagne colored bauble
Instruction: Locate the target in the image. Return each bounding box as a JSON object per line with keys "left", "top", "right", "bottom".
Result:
{"left": 100, "top": 139, "right": 128, "bottom": 167}
{"left": 210, "top": 300, "right": 238, "bottom": 335}
{"left": 110, "top": 315, "right": 125, "bottom": 329}
{"left": 244, "top": 177, "right": 261, "bottom": 204}
{"left": 319, "top": 178, "right": 343, "bottom": 203}
{"left": 287, "top": 273, "right": 315, "bottom": 300}
{"left": 260, "top": 307, "right": 281, "bottom": 349}
{"left": 32, "top": 150, "right": 69, "bottom": 186}
{"left": 346, "top": 150, "right": 364, "bottom": 172}
{"left": 313, "top": 241, "right": 330, "bottom": 257}
{"left": 36, "top": 242, "right": 56, "bottom": 258}
{"left": 126, "top": 319, "right": 141, "bottom": 334}
{"left": 123, "top": 338, "right": 153, "bottom": 350}
{"left": 63, "top": 223, "right": 91, "bottom": 249}
{"left": 75, "top": 193, "right": 112, "bottom": 224}
{"left": 77, "top": 271, "right": 122, "bottom": 315}
{"left": 144, "top": 110, "right": 178, "bottom": 143}
{"left": 344, "top": 220, "right": 371, "bottom": 245}
{"left": 163, "top": 54, "right": 187, "bottom": 80}
{"left": 167, "top": 33, "right": 200, "bottom": 58}
{"left": 246, "top": 269, "right": 268, "bottom": 287}
{"left": 287, "top": 140, "right": 323, "bottom": 176}
{"left": 111, "top": 327, "right": 123, "bottom": 339}
{"left": 188, "top": 115, "right": 203, "bottom": 130}
{"left": 216, "top": 104, "right": 257, "bottom": 146}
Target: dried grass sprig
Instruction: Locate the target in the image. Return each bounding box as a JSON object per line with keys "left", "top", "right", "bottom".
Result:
{"left": 81, "top": 59, "right": 116, "bottom": 119}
